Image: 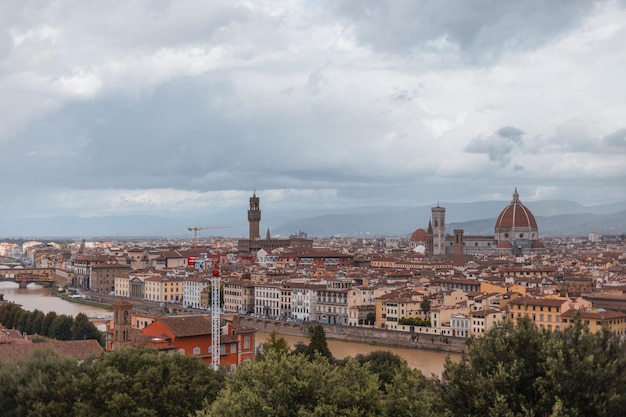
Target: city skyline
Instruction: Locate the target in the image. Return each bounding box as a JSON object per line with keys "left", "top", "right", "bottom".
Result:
{"left": 1, "top": 1, "right": 625, "bottom": 223}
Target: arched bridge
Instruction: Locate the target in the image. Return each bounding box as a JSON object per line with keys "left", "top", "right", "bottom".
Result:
{"left": 0, "top": 268, "right": 56, "bottom": 288}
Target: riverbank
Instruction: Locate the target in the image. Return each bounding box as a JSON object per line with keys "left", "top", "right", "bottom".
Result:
{"left": 51, "top": 287, "right": 113, "bottom": 311}
{"left": 239, "top": 316, "right": 467, "bottom": 354}
{"left": 256, "top": 331, "right": 457, "bottom": 376}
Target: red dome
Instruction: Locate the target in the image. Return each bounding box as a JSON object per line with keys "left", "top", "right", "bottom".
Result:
{"left": 495, "top": 188, "right": 538, "bottom": 231}
{"left": 410, "top": 228, "right": 428, "bottom": 242}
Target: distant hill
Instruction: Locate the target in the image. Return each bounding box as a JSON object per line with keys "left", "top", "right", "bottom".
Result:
{"left": 1, "top": 199, "right": 624, "bottom": 238}
{"left": 272, "top": 201, "right": 626, "bottom": 237}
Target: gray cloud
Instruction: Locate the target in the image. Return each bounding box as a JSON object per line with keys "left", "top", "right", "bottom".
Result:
{"left": 465, "top": 126, "right": 525, "bottom": 165}
{"left": 326, "top": 0, "right": 595, "bottom": 65}
{"left": 603, "top": 128, "right": 626, "bottom": 148}
{"left": 1, "top": 0, "right": 626, "bottom": 222}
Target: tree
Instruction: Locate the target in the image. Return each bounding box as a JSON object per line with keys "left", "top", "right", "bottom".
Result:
{"left": 71, "top": 312, "right": 102, "bottom": 342}
{"left": 0, "top": 347, "right": 225, "bottom": 417}
{"left": 383, "top": 366, "right": 449, "bottom": 417}
{"left": 27, "top": 309, "right": 45, "bottom": 335}
{"left": 197, "top": 352, "right": 382, "bottom": 417}
{"left": 354, "top": 350, "right": 407, "bottom": 392}
{"left": 535, "top": 318, "right": 626, "bottom": 416}
{"left": 86, "top": 348, "right": 225, "bottom": 417}
{"left": 48, "top": 314, "right": 74, "bottom": 340}
{"left": 305, "top": 324, "right": 333, "bottom": 361}
{"left": 256, "top": 330, "right": 290, "bottom": 360}
{"left": 41, "top": 311, "right": 57, "bottom": 337}
{"left": 443, "top": 317, "right": 547, "bottom": 416}
{"left": 420, "top": 296, "right": 431, "bottom": 315}
{"left": 0, "top": 348, "right": 85, "bottom": 417}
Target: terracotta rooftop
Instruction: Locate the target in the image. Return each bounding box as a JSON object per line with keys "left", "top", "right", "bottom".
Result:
{"left": 155, "top": 315, "right": 215, "bottom": 337}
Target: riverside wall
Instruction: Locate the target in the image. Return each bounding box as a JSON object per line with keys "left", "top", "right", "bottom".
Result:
{"left": 237, "top": 316, "right": 466, "bottom": 353}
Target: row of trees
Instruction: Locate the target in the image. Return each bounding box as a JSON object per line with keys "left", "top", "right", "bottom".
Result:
{"left": 0, "top": 303, "right": 103, "bottom": 345}
{"left": 2, "top": 316, "right": 626, "bottom": 416}
{"left": 0, "top": 348, "right": 225, "bottom": 417}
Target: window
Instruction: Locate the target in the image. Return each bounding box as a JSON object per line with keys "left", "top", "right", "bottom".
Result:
{"left": 177, "top": 348, "right": 185, "bottom": 355}
{"left": 193, "top": 347, "right": 200, "bottom": 355}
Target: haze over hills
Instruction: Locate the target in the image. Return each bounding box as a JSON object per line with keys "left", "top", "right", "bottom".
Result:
{"left": 1, "top": 199, "right": 624, "bottom": 239}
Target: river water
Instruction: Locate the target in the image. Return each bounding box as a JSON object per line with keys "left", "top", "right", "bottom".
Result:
{"left": 0, "top": 282, "right": 111, "bottom": 319}
{"left": 254, "top": 330, "right": 458, "bottom": 377}
{"left": 1, "top": 283, "right": 458, "bottom": 375}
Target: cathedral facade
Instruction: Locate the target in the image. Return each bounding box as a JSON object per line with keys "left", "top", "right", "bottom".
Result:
{"left": 409, "top": 188, "right": 545, "bottom": 257}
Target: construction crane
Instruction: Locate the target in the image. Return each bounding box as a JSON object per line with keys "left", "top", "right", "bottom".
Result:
{"left": 187, "top": 225, "right": 229, "bottom": 248}
{"left": 211, "top": 245, "right": 221, "bottom": 371}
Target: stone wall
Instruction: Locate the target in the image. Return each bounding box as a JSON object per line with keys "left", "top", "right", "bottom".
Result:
{"left": 237, "top": 316, "right": 466, "bottom": 353}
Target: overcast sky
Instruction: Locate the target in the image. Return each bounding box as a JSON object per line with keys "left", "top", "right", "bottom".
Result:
{"left": 1, "top": 0, "right": 625, "bottom": 222}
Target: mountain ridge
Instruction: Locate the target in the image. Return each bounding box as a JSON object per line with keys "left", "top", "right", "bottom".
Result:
{"left": 1, "top": 199, "right": 624, "bottom": 238}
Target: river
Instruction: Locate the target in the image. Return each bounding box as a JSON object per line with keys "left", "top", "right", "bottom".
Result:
{"left": 0, "top": 282, "right": 112, "bottom": 320}
{"left": 255, "top": 330, "right": 458, "bottom": 377}
{"left": 0, "top": 283, "right": 458, "bottom": 375}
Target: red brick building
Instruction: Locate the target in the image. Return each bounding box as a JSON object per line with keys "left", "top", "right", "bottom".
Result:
{"left": 142, "top": 315, "right": 256, "bottom": 370}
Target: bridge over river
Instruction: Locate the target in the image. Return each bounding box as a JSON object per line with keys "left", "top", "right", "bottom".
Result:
{"left": 0, "top": 267, "right": 56, "bottom": 288}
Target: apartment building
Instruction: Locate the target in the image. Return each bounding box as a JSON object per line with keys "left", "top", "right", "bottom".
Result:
{"left": 507, "top": 296, "right": 570, "bottom": 331}
{"left": 144, "top": 275, "right": 184, "bottom": 303}
{"left": 223, "top": 280, "right": 255, "bottom": 314}
{"left": 254, "top": 283, "right": 282, "bottom": 318}
{"left": 182, "top": 275, "right": 212, "bottom": 309}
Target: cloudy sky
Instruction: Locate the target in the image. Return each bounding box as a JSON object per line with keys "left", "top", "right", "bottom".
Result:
{"left": 1, "top": 0, "right": 625, "bottom": 224}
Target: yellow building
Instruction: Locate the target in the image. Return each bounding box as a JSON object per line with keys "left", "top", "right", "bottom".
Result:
{"left": 562, "top": 308, "right": 626, "bottom": 337}
{"left": 507, "top": 296, "right": 569, "bottom": 331}
{"left": 144, "top": 275, "right": 184, "bottom": 303}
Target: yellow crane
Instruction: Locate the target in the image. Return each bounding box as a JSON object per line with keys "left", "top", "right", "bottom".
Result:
{"left": 187, "top": 225, "right": 229, "bottom": 248}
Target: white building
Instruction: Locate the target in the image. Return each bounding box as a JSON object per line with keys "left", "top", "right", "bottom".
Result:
{"left": 183, "top": 275, "right": 212, "bottom": 309}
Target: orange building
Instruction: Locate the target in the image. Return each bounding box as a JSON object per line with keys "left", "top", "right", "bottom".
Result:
{"left": 142, "top": 315, "right": 256, "bottom": 370}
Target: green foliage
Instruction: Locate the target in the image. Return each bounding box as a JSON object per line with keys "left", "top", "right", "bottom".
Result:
{"left": 71, "top": 312, "right": 102, "bottom": 344}
{"left": 443, "top": 316, "right": 547, "bottom": 416}
{"left": 354, "top": 350, "right": 407, "bottom": 392}
{"left": 535, "top": 319, "right": 626, "bottom": 416}
{"left": 85, "top": 348, "right": 225, "bottom": 417}
{"left": 443, "top": 316, "right": 626, "bottom": 417}
{"left": 398, "top": 317, "right": 431, "bottom": 326}
{"left": 197, "top": 352, "right": 382, "bottom": 417}
{"left": 41, "top": 311, "right": 57, "bottom": 337}
{"left": 305, "top": 324, "right": 333, "bottom": 361}
{"left": 0, "top": 349, "right": 85, "bottom": 417}
{"left": 257, "top": 330, "right": 290, "bottom": 360}
{"left": 0, "top": 347, "right": 225, "bottom": 417}
{"left": 49, "top": 314, "right": 74, "bottom": 340}
{"left": 383, "top": 366, "right": 449, "bottom": 417}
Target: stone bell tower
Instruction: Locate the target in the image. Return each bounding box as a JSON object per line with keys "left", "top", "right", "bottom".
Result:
{"left": 248, "top": 192, "right": 261, "bottom": 240}
{"left": 110, "top": 300, "right": 133, "bottom": 350}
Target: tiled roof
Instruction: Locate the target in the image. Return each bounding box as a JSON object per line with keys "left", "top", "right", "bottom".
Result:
{"left": 157, "top": 315, "right": 214, "bottom": 337}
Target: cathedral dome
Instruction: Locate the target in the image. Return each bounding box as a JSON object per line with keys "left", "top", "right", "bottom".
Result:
{"left": 494, "top": 188, "right": 539, "bottom": 240}
{"left": 410, "top": 228, "right": 428, "bottom": 242}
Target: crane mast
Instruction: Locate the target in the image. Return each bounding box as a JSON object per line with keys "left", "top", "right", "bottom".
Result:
{"left": 211, "top": 249, "right": 221, "bottom": 371}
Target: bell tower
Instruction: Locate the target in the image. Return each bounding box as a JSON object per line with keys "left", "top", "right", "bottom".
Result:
{"left": 111, "top": 300, "right": 133, "bottom": 350}
{"left": 431, "top": 204, "right": 446, "bottom": 256}
{"left": 248, "top": 192, "right": 261, "bottom": 240}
